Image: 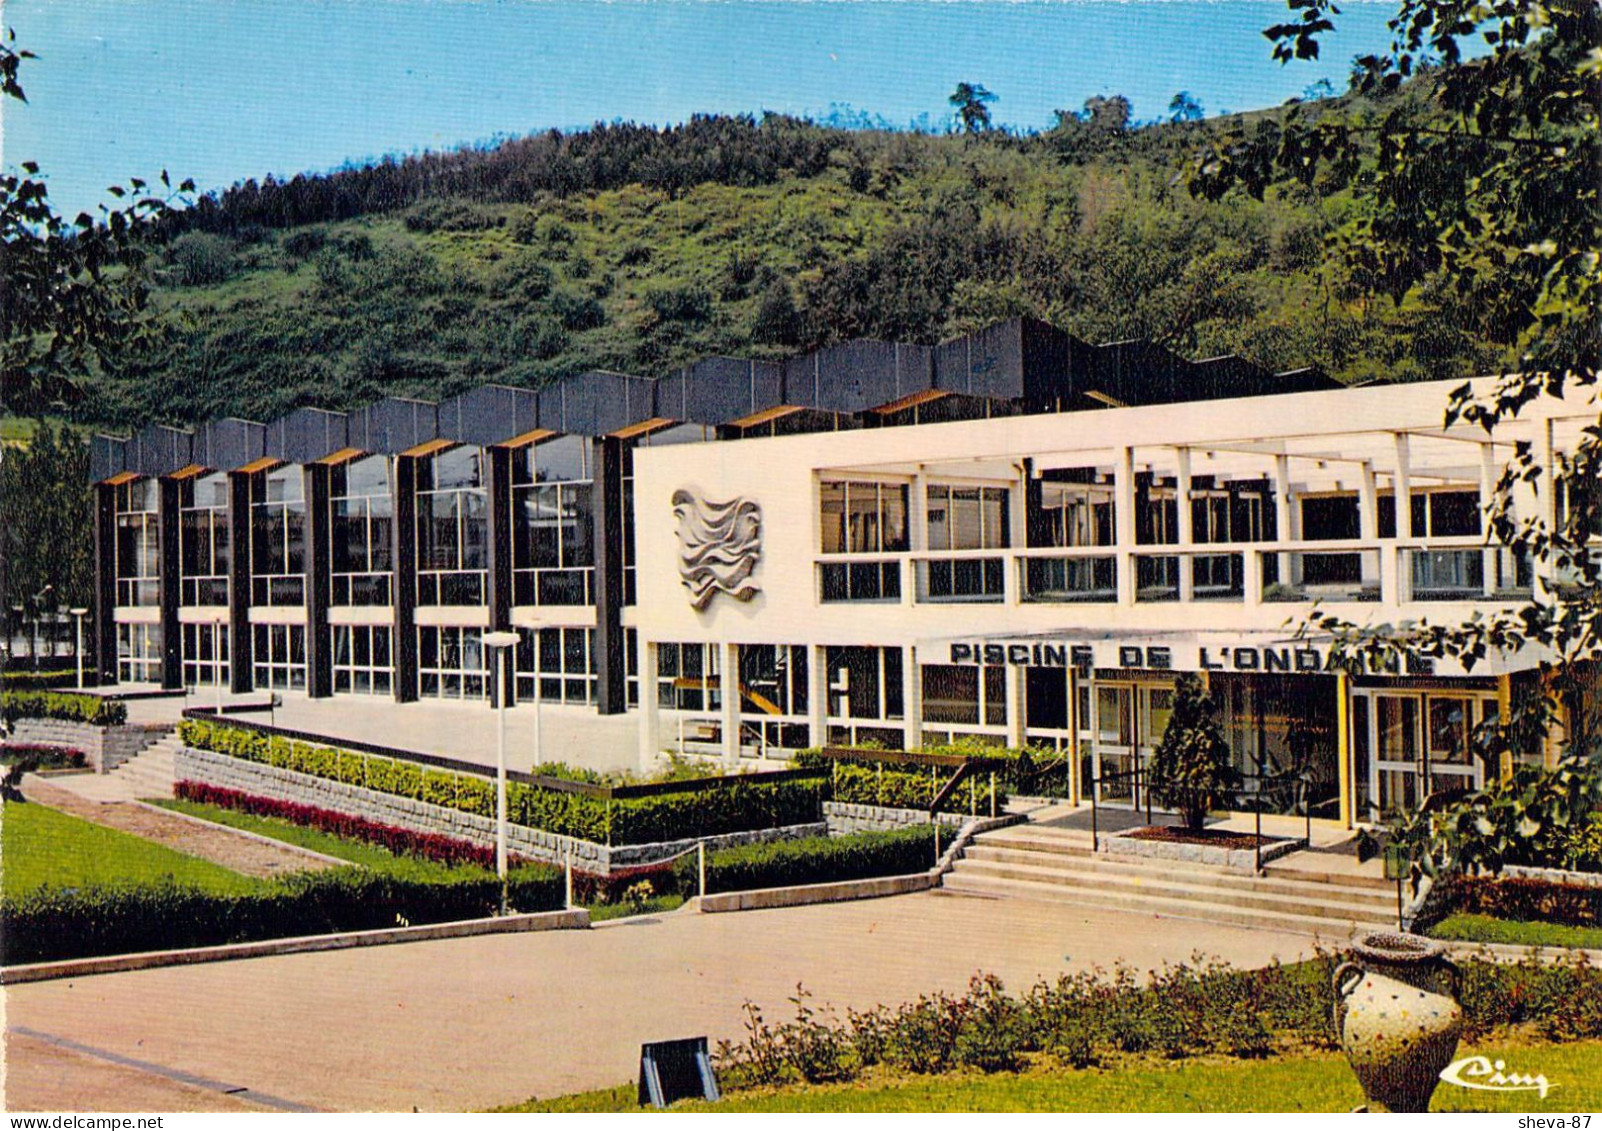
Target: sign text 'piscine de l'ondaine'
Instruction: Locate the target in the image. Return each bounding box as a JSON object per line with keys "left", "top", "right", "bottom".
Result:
{"left": 945, "top": 638, "right": 1435, "bottom": 676}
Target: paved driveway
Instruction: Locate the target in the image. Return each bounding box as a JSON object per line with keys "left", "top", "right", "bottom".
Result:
{"left": 4, "top": 892, "right": 1323, "bottom": 1112}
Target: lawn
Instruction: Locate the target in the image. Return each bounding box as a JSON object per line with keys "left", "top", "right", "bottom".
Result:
{"left": 1, "top": 801, "right": 258, "bottom": 898}
{"left": 1428, "top": 912, "right": 1602, "bottom": 951}
{"left": 503, "top": 1034, "right": 1599, "bottom": 1113}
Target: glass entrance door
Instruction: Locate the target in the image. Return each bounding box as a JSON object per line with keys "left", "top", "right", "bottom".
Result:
{"left": 1366, "top": 691, "right": 1488, "bottom": 815}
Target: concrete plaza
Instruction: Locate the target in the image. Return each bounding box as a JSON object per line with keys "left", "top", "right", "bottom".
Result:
{"left": 4, "top": 892, "right": 1326, "bottom": 1113}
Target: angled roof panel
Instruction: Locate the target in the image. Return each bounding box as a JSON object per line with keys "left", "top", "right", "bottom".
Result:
{"left": 265, "top": 407, "right": 350, "bottom": 465}
{"left": 658, "top": 356, "right": 788, "bottom": 426}
{"left": 127, "top": 424, "right": 193, "bottom": 478}
{"left": 192, "top": 417, "right": 268, "bottom": 472}
{"left": 437, "top": 385, "right": 541, "bottom": 447}
{"left": 90, "top": 434, "right": 129, "bottom": 484}
{"left": 539, "top": 371, "right": 659, "bottom": 437}
{"left": 348, "top": 397, "right": 438, "bottom": 454}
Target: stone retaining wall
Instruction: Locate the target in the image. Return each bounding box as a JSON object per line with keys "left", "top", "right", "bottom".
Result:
{"left": 5, "top": 718, "right": 171, "bottom": 773}
{"left": 1504, "top": 864, "right": 1602, "bottom": 889}
{"left": 175, "top": 746, "right": 826, "bottom": 873}
{"left": 823, "top": 800, "right": 969, "bottom": 836}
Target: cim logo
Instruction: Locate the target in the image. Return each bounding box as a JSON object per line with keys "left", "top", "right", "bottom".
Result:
{"left": 1439, "top": 1055, "right": 1555, "bottom": 1099}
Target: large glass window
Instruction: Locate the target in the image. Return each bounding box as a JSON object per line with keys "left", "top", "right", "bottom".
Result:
{"left": 330, "top": 455, "right": 393, "bottom": 606}
{"left": 656, "top": 641, "right": 720, "bottom": 712}
{"left": 737, "top": 644, "right": 811, "bottom": 750}
{"left": 921, "top": 664, "right": 1007, "bottom": 728}
{"left": 179, "top": 473, "right": 230, "bottom": 606}
{"left": 513, "top": 437, "right": 594, "bottom": 607}
{"left": 515, "top": 627, "right": 596, "bottom": 704}
{"left": 417, "top": 625, "right": 487, "bottom": 699}
{"left": 819, "top": 481, "right": 908, "bottom": 554}
{"left": 117, "top": 622, "right": 162, "bottom": 683}
{"left": 416, "top": 447, "right": 487, "bottom": 606}
{"left": 332, "top": 624, "right": 393, "bottom": 695}
{"left": 1035, "top": 474, "right": 1114, "bottom": 548}
{"left": 251, "top": 467, "right": 307, "bottom": 606}
{"left": 181, "top": 622, "right": 229, "bottom": 689}
{"left": 114, "top": 480, "right": 161, "bottom": 607}
{"left": 252, "top": 624, "right": 306, "bottom": 690}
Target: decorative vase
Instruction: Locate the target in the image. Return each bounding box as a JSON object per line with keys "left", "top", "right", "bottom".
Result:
{"left": 1334, "top": 932, "right": 1464, "bottom": 1113}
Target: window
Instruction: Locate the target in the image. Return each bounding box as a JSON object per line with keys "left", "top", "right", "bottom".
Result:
{"left": 512, "top": 438, "right": 594, "bottom": 607}
{"left": 1035, "top": 476, "right": 1114, "bottom": 548}
{"left": 819, "top": 481, "right": 908, "bottom": 554}
{"left": 656, "top": 641, "right": 720, "bottom": 712}
{"left": 515, "top": 627, "right": 596, "bottom": 704}
{"left": 736, "top": 644, "right": 809, "bottom": 717}
{"left": 251, "top": 467, "right": 306, "bottom": 606}
{"left": 117, "top": 622, "right": 162, "bottom": 683}
{"left": 252, "top": 624, "right": 306, "bottom": 690}
{"left": 823, "top": 645, "right": 904, "bottom": 722}
{"left": 416, "top": 447, "right": 488, "bottom": 606}
{"left": 1195, "top": 485, "right": 1271, "bottom": 544}
{"left": 926, "top": 485, "right": 1008, "bottom": 551}
{"left": 921, "top": 664, "right": 1007, "bottom": 728}
{"left": 179, "top": 473, "right": 230, "bottom": 606}
{"left": 115, "top": 480, "right": 160, "bottom": 607}
{"left": 417, "top": 625, "right": 487, "bottom": 700}
{"left": 330, "top": 455, "right": 393, "bottom": 606}
{"left": 333, "top": 624, "right": 392, "bottom": 695}
{"left": 181, "top": 622, "right": 229, "bottom": 689}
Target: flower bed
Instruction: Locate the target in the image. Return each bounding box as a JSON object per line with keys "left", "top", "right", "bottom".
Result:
{"left": 0, "top": 743, "right": 86, "bottom": 769}
{"left": 174, "top": 781, "right": 526, "bottom": 870}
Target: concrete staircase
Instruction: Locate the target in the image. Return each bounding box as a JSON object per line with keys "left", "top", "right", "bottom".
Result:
{"left": 940, "top": 823, "right": 1396, "bottom": 939}
{"left": 49, "top": 730, "right": 181, "bottom": 803}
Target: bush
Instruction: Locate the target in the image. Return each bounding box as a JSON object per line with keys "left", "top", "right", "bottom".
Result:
{"left": 2, "top": 690, "right": 126, "bottom": 727}
{"left": 687, "top": 825, "right": 934, "bottom": 895}
{"left": 403, "top": 200, "right": 499, "bottom": 233}
{"left": 645, "top": 282, "right": 713, "bottom": 323}
{"left": 168, "top": 231, "right": 237, "bottom": 285}
{"left": 794, "top": 749, "right": 1010, "bottom": 814}
{"left": 0, "top": 743, "right": 86, "bottom": 769}
{"left": 173, "top": 780, "right": 521, "bottom": 870}
{"left": 1434, "top": 874, "right": 1602, "bottom": 930}
{"left": 2, "top": 669, "right": 80, "bottom": 691}
{"left": 0, "top": 865, "right": 564, "bottom": 965}
{"left": 550, "top": 288, "right": 606, "bottom": 331}
{"left": 177, "top": 720, "right": 829, "bottom": 846}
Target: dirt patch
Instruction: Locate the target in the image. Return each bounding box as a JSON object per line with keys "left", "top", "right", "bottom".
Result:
{"left": 1124, "top": 825, "right": 1275, "bottom": 850}
{"left": 18, "top": 778, "right": 338, "bottom": 880}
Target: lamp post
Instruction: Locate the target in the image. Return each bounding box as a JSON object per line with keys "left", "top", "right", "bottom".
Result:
{"left": 483, "top": 630, "right": 521, "bottom": 913}
{"left": 70, "top": 608, "right": 89, "bottom": 688}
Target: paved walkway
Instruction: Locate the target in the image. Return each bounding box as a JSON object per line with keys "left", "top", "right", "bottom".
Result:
{"left": 4, "top": 892, "right": 1323, "bottom": 1113}
{"left": 18, "top": 778, "right": 337, "bottom": 880}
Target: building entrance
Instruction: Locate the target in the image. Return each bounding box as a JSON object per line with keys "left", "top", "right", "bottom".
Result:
{"left": 1354, "top": 690, "right": 1492, "bottom": 817}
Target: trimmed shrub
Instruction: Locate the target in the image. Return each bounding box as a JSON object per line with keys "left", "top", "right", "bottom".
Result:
{"left": 177, "top": 720, "right": 827, "bottom": 845}
{"left": 688, "top": 825, "right": 935, "bottom": 896}
{"left": 2, "top": 669, "right": 81, "bottom": 691}
{"left": 1434, "top": 874, "right": 1602, "bottom": 930}
{"left": 2, "top": 690, "right": 126, "bottom": 727}
{"left": 0, "top": 865, "right": 564, "bottom": 966}
{"left": 173, "top": 780, "right": 522, "bottom": 870}
{"left": 0, "top": 743, "right": 86, "bottom": 768}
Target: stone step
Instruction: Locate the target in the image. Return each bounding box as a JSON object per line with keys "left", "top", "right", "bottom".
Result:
{"left": 960, "top": 845, "right": 1395, "bottom": 909}
{"left": 938, "top": 873, "right": 1383, "bottom": 939}
{"left": 950, "top": 857, "right": 1394, "bottom": 920}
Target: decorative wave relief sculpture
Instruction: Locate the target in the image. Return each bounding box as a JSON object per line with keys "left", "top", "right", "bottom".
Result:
{"left": 672, "top": 489, "right": 762, "bottom": 610}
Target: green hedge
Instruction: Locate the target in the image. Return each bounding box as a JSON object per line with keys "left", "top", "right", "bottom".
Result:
{"left": 1, "top": 690, "right": 126, "bottom": 727}
{"left": 795, "top": 749, "right": 1010, "bottom": 814}
{"left": 2, "top": 669, "right": 82, "bottom": 691}
{"left": 0, "top": 866, "right": 564, "bottom": 966}
{"left": 178, "top": 719, "right": 829, "bottom": 846}
{"left": 687, "top": 825, "right": 938, "bottom": 895}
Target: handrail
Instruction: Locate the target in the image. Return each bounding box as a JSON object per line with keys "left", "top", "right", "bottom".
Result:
{"left": 927, "top": 761, "right": 978, "bottom": 817}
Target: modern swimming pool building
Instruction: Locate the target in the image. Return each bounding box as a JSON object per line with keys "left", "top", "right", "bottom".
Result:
{"left": 88, "top": 318, "right": 1596, "bottom": 826}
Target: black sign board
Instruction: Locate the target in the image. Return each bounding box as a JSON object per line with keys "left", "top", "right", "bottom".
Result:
{"left": 638, "top": 1036, "right": 720, "bottom": 1109}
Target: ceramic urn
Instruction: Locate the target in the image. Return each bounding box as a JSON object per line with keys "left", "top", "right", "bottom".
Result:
{"left": 1334, "top": 932, "right": 1464, "bottom": 1113}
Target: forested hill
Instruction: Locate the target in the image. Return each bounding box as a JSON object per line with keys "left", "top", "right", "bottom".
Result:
{"left": 91, "top": 81, "right": 1521, "bottom": 428}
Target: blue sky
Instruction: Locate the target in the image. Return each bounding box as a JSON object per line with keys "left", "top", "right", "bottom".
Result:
{"left": 6, "top": 1, "right": 1400, "bottom": 219}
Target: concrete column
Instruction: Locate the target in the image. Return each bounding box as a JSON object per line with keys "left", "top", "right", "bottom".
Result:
{"left": 902, "top": 645, "right": 921, "bottom": 751}
{"left": 1359, "top": 460, "right": 1380, "bottom": 589}
{"left": 1114, "top": 447, "right": 1136, "bottom": 605}
{"left": 721, "top": 641, "right": 740, "bottom": 766}
{"left": 591, "top": 437, "right": 628, "bottom": 715}
{"left": 1274, "top": 453, "right": 1294, "bottom": 587}
{"left": 637, "top": 637, "right": 660, "bottom": 774}
{"left": 909, "top": 467, "right": 928, "bottom": 604}
{"left": 485, "top": 446, "right": 513, "bottom": 634}
{"left": 1393, "top": 433, "right": 1414, "bottom": 605}
{"left": 1175, "top": 447, "right": 1194, "bottom": 602}
{"left": 392, "top": 454, "right": 419, "bottom": 703}
{"left": 302, "top": 463, "right": 333, "bottom": 698}
{"left": 808, "top": 643, "right": 828, "bottom": 748}
{"left": 1067, "top": 667, "right": 1082, "bottom": 806}
{"left": 1535, "top": 418, "right": 1557, "bottom": 599}
{"left": 156, "top": 478, "right": 182, "bottom": 691}
{"left": 1336, "top": 670, "right": 1352, "bottom": 828}
{"left": 92, "top": 484, "right": 117, "bottom": 683}
{"left": 1005, "top": 663, "right": 1025, "bottom": 749}
{"left": 1479, "top": 443, "right": 1499, "bottom": 596}
{"left": 227, "top": 471, "right": 255, "bottom": 694}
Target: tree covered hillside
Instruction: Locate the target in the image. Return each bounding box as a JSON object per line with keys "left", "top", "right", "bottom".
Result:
{"left": 86, "top": 80, "right": 1523, "bottom": 428}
